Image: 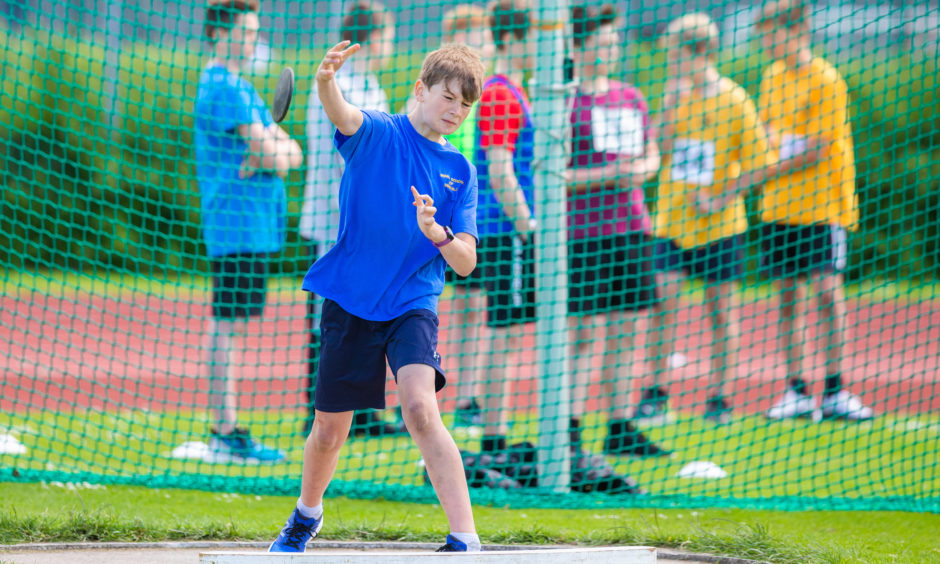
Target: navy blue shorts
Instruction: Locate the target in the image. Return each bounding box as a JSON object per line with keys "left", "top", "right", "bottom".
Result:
{"left": 760, "top": 222, "right": 848, "bottom": 278}
{"left": 211, "top": 252, "right": 269, "bottom": 319}
{"left": 314, "top": 299, "right": 446, "bottom": 412}
{"left": 654, "top": 235, "right": 744, "bottom": 283}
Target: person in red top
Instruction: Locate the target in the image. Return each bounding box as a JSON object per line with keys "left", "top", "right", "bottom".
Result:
{"left": 471, "top": 0, "right": 537, "bottom": 459}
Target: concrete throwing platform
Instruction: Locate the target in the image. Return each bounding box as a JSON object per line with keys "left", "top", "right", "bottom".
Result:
{"left": 200, "top": 546, "right": 657, "bottom": 563}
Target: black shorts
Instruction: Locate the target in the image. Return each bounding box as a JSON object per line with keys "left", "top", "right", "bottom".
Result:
{"left": 760, "top": 222, "right": 848, "bottom": 278}
{"left": 314, "top": 299, "right": 446, "bottom": 412}
{"left": 481, "top": 233, "right": 536, "bottom": 328}
{"left": 444, "top": 262, "right": 484, "bottom": 290}
{"left": 655, "top": 235, "right": 744, "bottom": 283}
{"left": 568, "top": 233, "right": 658, "bottom": 315}
{"left": 211, "top": 252, "right": 269, "bottom": 319}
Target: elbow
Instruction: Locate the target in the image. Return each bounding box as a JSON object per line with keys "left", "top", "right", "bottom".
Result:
{"left": 454, "top": 251, "right": 477, "bottom": 278}
{"left": 289, "top": 150, "right": 303, "bottom": 169}
{"left": 454, "top": 264, "right": 475, "bottom": 278}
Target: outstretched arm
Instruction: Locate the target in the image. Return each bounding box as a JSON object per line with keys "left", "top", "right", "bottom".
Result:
{"left": 316, "top": 40, "right": 364, "bottom": 136}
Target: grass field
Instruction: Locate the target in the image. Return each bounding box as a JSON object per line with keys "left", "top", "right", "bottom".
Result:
{"left": 1, "top": 482, "right": 939, "bottom": 563}
{"left": 2, "top": 408, "right": 938, "bottom": 510}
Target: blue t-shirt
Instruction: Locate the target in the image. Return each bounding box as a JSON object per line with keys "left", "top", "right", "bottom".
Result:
{"left": 302, "top": 110, "right": 479, "bottom": 321}
{"left": 194, "top": 64, "right": 286, "bottom": 257}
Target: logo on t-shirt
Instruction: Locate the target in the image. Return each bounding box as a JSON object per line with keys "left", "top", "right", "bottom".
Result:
{"left": 440, "top": 173, "right": 464, "bottom": 192}
{"left": 590, "top": 106, "right": 644, "bottom": 156}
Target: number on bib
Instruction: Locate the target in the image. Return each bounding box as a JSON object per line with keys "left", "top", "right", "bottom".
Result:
{"left": 671, "top": 138, "right": 716, "bottom": 186}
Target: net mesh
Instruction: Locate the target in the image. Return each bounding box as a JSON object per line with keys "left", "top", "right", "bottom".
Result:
{"left": 1, "top": 0, "right": 938, "bottom": 512}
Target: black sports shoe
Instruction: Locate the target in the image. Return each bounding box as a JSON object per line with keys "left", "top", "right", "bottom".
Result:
{"left": 704, "top": 395, "right": 732, "bottom": 424}
{"left": 603, "top": 420, "right": 670, "bottom": 457}
{"left": 633, "top": 386, "right": 670, "bottom": 425}
{"left": 455, "top": 398, "right": 483, "bottom": 426}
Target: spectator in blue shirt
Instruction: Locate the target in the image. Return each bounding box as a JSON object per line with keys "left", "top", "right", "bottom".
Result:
{"left": 193, "top": 0, "right": 302, "bottom": 464}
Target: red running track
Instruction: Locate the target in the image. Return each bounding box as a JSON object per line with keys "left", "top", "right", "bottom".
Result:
{"left": 1, "top": 291, "right": 937, "bottom": 415}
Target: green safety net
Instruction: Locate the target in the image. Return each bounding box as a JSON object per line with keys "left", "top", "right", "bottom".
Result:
{"left": 1, "top": 0, "right": 938, "bottom": 513}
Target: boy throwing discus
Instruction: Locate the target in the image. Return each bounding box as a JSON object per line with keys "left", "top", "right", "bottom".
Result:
{"left": 269, "top": 41, "right": 486, "bottom": 553}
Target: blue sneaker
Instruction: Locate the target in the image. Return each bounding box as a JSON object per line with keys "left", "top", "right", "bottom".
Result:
{"left": 206, "top": 427, "right": 285, "bottom": 464}
{"left": 435, "top": 534, "right": 468, "bottom": 552}
{"left": 269, "top": 508, "right": 323, "bottom": 553}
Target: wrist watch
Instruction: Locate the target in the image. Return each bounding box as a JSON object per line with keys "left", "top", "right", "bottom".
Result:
{"left": 433, "top": 225, "right": 455, "bottom": 248}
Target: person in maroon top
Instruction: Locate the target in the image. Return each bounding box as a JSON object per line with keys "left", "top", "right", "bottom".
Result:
{"left": 566, "top": 4, "right": 668, "bottom": 457}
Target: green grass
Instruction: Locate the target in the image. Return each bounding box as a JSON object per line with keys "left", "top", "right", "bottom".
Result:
{"left": 3, "top": 267, "right": 939, "bottom": 305}
{"left": 1, "top": 482, "right": 939, "bottom": 563}
{"left": 2, "top": 409, "right": 938, "bottom": 508}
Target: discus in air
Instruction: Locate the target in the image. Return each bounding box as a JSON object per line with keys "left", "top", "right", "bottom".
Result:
{"left": 271, "top": 67, "right": 295, "bottom": 123}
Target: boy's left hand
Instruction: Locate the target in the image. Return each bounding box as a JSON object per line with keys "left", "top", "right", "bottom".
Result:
{"left": 411, "top": 186, "right": 447, "bottom": 244}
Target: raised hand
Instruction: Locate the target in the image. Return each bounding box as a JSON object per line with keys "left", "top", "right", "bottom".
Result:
{"left": 411, "top": 186, "right": 446, "bottom": 243}
{"left": 316, "top": 40, "right": 361, "bottom": 83}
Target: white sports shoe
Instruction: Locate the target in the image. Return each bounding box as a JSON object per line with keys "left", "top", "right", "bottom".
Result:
{"left": 766, "top": 388, "right": 820, "bottom": 420}
{"left": 667, "top": 353, "right": 688, "bottom": 369}
{"left": 821, "top": 390, "right": 874, "bottom": 421}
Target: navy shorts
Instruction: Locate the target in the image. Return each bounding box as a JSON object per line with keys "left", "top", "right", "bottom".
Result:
{"left": 568, "top": 233, "right": 658, "bottom": 315}
{"left": 655, "top": 235, "right": 744, "bottom": 283}
{"left": 314, "top": 299, "right": 446, "bottom": 412}
{"left": 211, "top": 252, "right": 269, "bottom": 319}
{"left": 760, "top": 222, "right": 848, "bottom": 278}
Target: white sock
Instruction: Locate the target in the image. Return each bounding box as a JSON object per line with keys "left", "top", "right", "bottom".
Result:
{"left": 449, "top": 532, "right": 481, "bottom": 552}
{"left": 296, "top": 499, "right": 323, "bottom": 520}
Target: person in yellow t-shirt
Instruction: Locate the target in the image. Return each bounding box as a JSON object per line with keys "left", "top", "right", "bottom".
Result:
{"left": 756, "top": 0, "right": 872, "bottom": 422}
{"left": 645, "top": 13, "right": 771, "bottom": 425}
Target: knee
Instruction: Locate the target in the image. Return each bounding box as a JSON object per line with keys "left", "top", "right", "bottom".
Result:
{"left": 400, "top": 399, "right": 436, "bottom": 434}
{"left": 309, "top": 418, "right": 347, "bottom": 452}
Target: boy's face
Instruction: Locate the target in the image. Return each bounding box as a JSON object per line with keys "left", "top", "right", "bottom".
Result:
{"left": 759, "top": 24, "right": 795, "bottom": 60}
{"left": 451, "top": 25, "right": 495, "bottom": 61}
{"left": 367, "top": 24, "right": 396, "bottom": 71}
{"left": 216, "top": 12, "right": 260, "bottom": 65}
{"left": 578, "top": 24, "right": 619, "bottom": 75}
{"left": 667, "top": 43, "right": 700, "bottom": 77}
{"left": 510, "top": 31, "right": 536, "bottom": 69}
{"left": 416, "top": 78, "right": 474, "bottom": 135}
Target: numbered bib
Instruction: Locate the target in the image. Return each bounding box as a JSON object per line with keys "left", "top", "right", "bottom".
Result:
{"left": 779, "top": 133, "right": 808, "bottom": 161}
{"left": 671, "top": 138, "right": 716, "bottom": 186}
{"left": 590, "top": 106, "right": 644, "bottom": 156}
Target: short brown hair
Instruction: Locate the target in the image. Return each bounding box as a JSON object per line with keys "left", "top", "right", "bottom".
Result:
{"left": 490, "top": 0, "right": 531, "bottom": 50}
{"left": 663, "top": 13, "right": 720, "bottom": 58}
{"left": 756, "top": 0, "right": 808, "bottom": 31}
{"left": 340, "top": 1, "right": 390, "bottom": 44}
{"left": 571, "top": 4, "right": 617, "bottom": 48}
{"left": 419, "top": 44, "right": 486, "bottom": 103}
{"left": 443, "top": 5, "right": 488, "bottom": 37}
{"left": 205, "top": 0, "right": 259, "bottom": 41}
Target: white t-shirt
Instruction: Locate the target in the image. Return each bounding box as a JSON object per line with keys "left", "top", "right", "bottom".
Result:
{"left": 300, "top": 68, "right": 389, "bottom": 242}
